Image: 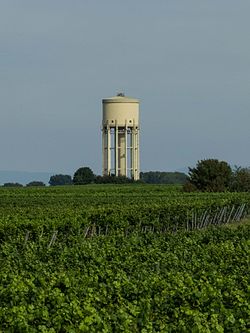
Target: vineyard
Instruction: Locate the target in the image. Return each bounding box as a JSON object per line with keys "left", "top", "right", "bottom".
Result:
{"left": 0, "top": 185, "right": 250, "bottom": 332}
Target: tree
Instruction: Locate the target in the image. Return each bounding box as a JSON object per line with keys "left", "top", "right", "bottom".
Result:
{"left": 49, "top": 174, "right": 72, "bottom": 186}
{"left": 184, "top": 159, "right": 232, "bottom": 192}
{"left": 95, "top": 175, "right": 134, "bottom": 184}
{"left": 140, "top": 171, "right": 187, "bottom": 184}
{"left": 3, "top": 183, "right": 23, "bottom": 187}
{"left": 73, "top": 167, "right": 95, "bottom": 185}
{"left": 230, "top": 167, "right": 250, "bottom": 192}
{"left": 26, "top": 181, "right": 46, "bottom": 187}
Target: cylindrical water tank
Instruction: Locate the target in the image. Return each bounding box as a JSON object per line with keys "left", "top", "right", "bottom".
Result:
{"left": 102, "top": 95, "right": 139, "bottom": 127}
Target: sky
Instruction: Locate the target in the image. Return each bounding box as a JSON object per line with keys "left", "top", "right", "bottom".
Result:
{"left": 0, "top": 0, "right": 249, "bottom": 175}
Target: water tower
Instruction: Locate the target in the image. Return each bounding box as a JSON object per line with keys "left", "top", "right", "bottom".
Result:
{"left": 102, "top": 93, "right": 140, "bottom": 180}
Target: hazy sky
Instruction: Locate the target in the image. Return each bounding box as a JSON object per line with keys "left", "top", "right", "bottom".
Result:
{"left": 0, "top": 0, "right": 249, "bottom": 175}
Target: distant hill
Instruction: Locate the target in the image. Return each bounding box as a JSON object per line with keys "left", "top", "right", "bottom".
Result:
{"left": 0, "top": 171, "right": 54, "bottom": 186}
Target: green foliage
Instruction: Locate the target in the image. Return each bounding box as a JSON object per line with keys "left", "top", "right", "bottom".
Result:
{"left": 182, "top": 181, "right": 197, "bottom": 192}
{"left": 2, "top": 182, "right": 23, "bottom": 187}
{"left": 185, "top": 159, "right": 232, "bottom": 192}
{"left": 140, "top": 171, "right": 187, "bottom": 184}
{"left": 230, "top": 167, "right": 250, "bottom": 192}
{"left": 95, "top": 175, "right": 135, "bottom": 184}
{"left": 0, "top": 222, "right": 249, "bottom": 331}
{"left": 49, "top": 174, "right": 72, "bottom": 186}
{"left": 73, "top": 167, "right": 95, "bottom": 185}
{"left": 26, "top": 181, "right": 46, "bottom": 187}
{"left": 0, "top": 185, "right": 249, "bottom": 331}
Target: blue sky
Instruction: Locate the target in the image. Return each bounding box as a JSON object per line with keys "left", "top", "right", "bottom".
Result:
{"left": 0, "top": 0, "right": 249, "bottom": 175}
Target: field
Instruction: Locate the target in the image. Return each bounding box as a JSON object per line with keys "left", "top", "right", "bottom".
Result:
{"left": 0, "top": 185, "right": 250, "bottom": 332}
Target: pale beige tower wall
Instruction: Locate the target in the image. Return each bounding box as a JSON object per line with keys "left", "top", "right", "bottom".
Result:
{"left": 102, "top": 95, "right": 140, "bottom": 180}
{"left": 102, "top": 96, "right": 139, "bottom": 126}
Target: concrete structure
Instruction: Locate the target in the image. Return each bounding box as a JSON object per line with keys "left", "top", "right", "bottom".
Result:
{"left": 102, "top": 93, "right": 140, "bottom": 180}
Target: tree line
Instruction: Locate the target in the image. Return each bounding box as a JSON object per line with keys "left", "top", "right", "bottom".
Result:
{"left": 183, "top": 159, "right": 250, "bottom": 192}
{"left": 1, "top": 159, "right": 250, "bottom": 192}
{"left": 0, "top": 168, "right": 187, "bottom": 187}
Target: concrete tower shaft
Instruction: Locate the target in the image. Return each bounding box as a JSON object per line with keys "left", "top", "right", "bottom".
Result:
{"left": 102, "top": 94, "right": 140, "bottom": 180}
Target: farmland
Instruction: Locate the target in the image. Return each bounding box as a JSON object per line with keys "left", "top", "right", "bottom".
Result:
{"left": 0, "top": 185, "right": 250, "bottom": 332}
